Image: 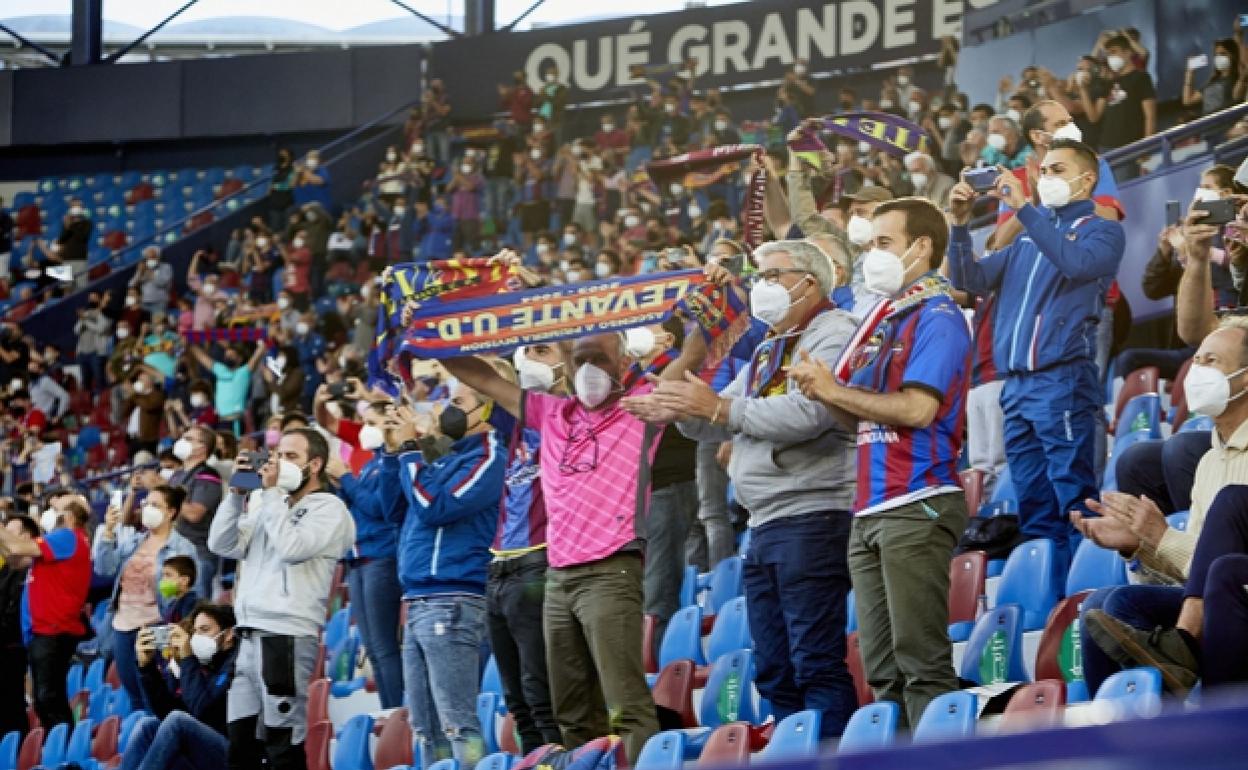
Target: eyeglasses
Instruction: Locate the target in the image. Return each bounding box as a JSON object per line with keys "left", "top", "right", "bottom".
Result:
{"left": 558, "top": 422, "right": 600, "bottom": 475}
{"left": 750, "top": 268, "right": 810, "bottom": 287}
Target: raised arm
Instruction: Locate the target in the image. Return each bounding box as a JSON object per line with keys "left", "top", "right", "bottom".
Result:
{"left": 1176, "top": 212, "right": 1221, "bottom": 346}
{"left": 440, "top": 356, "right": 522, "bottom": 417}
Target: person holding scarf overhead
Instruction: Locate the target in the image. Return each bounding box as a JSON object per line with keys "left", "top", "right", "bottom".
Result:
{"left": 623, "top": 239, "right": 860, "bottom": 739}
{"left": 790, "top": 197, "right": 971, "bottom": 731}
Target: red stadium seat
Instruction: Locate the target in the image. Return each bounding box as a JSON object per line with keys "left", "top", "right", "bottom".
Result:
{"left": 307, "top": 678, "right": 330, "bottom": 726}
{"left": 92, "top": 715, "right": 120, "bottom": 761}
{"left": 1034, "top": 591, "right": 1093, "bottom": 699}
{"left": 17, "top": 727, "right": 43, "bottom": 770}
{"left": 642, "top": 613, "right": 659, "bottom": 674}
{"left": 304, "top": 720, "right": 332, "bottom": 770}
{"left": 373, "top": 707, "right": 413, "bottom": 770}
{"left": 1000, "top": 680, "right": 1066, "bottom": 731}
{"left": 1170, "top": 357, "right": 1193, "bottom": 429}
{"left": 499, "top": 712, "right": 520, "bottom": 755}
{"left": 651, "top": 659, "right": 698, "bottom": 728}
{"left": 961, "top": 469, "right": 985, "bottom": 517}
{"left": 697, "top": 723, "right": 751, "bottom": 766}
{"left": 845, "top": 632, "right": 873, "bottom": 707}
{"left": 948, "top": 550, "right": 987, "bottom": 638}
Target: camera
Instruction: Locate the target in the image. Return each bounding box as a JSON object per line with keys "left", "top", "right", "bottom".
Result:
{"left": 965, "top": 167, "right": 1002, "bottom": 193}
{"left": 150, "top": 624, "right": 173, "bottom": 648}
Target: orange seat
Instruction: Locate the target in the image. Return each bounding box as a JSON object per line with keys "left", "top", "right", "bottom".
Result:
{"left": 374, "top": 707, "right": 413, "bottom": 770}
{"left": 304, "top": 720, "right": 332, "bottom": 770}
{"left": 1000, "top": 679, "right": 1066, "bottom": 731}
{"left": 948, "top": 551, "right": 987, "bottom": 626}
{"left": 845, "top": 632, "right": 873, "bottom": 707}
{"left": 651, "top": 659, "right": 698, "bottom": 728}
{"left": 697, "top": 723, "right": 751, "bottom": 766}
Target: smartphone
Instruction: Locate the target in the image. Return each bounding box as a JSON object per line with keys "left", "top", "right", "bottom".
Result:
{"left": 1195, "top": 199, "right": 1237, "bottom": 226}
{"left": 229, "top": 468, "right": 263, "bottom": 492}
{"left": 328, "top": 381, "right": 349, "bottom": 399}
{"left": 1241, "top": 13, "right": 1248, "bottom": 27}
{"left": 1165, "top": 200, "right": 1181, "bottom": 227}
{"left": 150, "top": 624, "right": 172, "bottom": 648}
{"left": 1187, "top": 54, "right": 1209, "bottom": 71}
{"left": 965, "top": 167, "right": 1001, "bottom": 193}
{"left": 110, "top": 490, "right": 124, "bottom": 509}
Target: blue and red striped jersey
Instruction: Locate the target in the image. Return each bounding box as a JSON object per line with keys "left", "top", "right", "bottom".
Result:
{"left": 846, "top": 294, "right": 972, "bottom": 514}
{"left": 971, "top": 294, "right": 999, "bottom": 388}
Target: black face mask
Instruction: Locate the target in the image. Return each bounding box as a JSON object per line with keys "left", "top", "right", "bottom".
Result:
{"left": 439, "top": 402, "right": 483, "bottom": 442}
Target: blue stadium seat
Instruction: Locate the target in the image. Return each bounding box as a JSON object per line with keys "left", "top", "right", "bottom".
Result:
{"left": 38, "top": 178, "right": 57, "bottom": 195}
{"left": 913, "top": 691, "right": 977, "bottom": 743}
{"left": 108, "top": 686, "right": 132, "bottom": 719}
{"left": 88, "top": 685, "right": 113, "bottom": 722}
{"left": 1066, "top": 538, "right": 1128, "bottom": 595}
{"left": 66, "top": 662, "right": 84, "bottom": 697}
{"left": 995, "top": 538, "right": 1060, "bottom": 631}
{"left": 204, "top": 167, "right": 226, "bottom": 185}
{"left": 40, "top": 722, "right": 70, "bottom": 768}
{"left": 13, "top": 191, "right": 34, "bottom": 208}
{"left": 1105, "top": 429, "right": 1155, "bottom": 491}
{"left": 84, "top": 659, "right": 106, "bottom": 693}
{"left": 481, "top": 654, "right": 503, "bottom": 698}
{"left": 1094, "top": 667, "right": 1162, "bottom": 717}
{"left": 477, "top": 692, "right": 505, "bottom": 755}
{"left": 1179, "top": 415, "right": 1214, "bottom": 433}
{"left": 759, "top": 709, "right": 821, "bottom": 760}
{"left": 477, "top": 752, "right": 516, "bottom": 770}
{"left": 324, "top": 607, "right": 353, "bottom": 651}
{"left": 0, "top": 730, "right": 18, "bottom": 770}
{"left": 1167, "top": 511, "right": 1190, "bottom": 532}
{"left": 705, "top": 596, "right": 750, "bottom": 663}
{"left": 959, "top": 604, "right": 1027, "bottom": 685}
{"left": 846, "top": 589, "right": 857, "bottom": 634}
{"left": 120, "top": 170, "right": 143, "bottom": 189}
{"left": 837, "top": 701, "right": 899, "bottom": 753}
{"left": 118, "top": 710, "right": 148, "bottom": 754}
{"left": 736, "top": 528, "right": 751, "bottom": 556}
{"left": 700, "top": 557, "right": 743, "bottom": 617}
{"left": 678, "top": 565, "right": 698, "bottom": 609}
{"left": 1115, "top": 394, "right": 1161, "bottom": 439}
{"left": 429, "top": 760, "right": 461, "bottom": 770}
{"left": 659, "top": 605, "right": 706, "bottom": 668}
{"left": 636, "top": 730, "right": 686, "bottom": 770}
{"left": 989, "top": 466, "right": 1014, "bottom": 504}
{"left": 699, "top": 649, "right": 759, "bottom": 728}
{"left": 333, "top": 714, "right": 375, "bottom": 770}
{"left": 65, "top": 718, "right": 94, "bottom": 766}
{"left": 89, "top": 172, "right": 113, "bottom": 189}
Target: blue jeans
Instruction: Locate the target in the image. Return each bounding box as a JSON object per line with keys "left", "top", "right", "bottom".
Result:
{"left": 403, "top": 594, "right": 488, "bottom": 770}
{"left": 112, "top": 627, "right": 144, "bottom": 709}
{"left": 1080, "top": 585, "right": 1184, "bottom": 696}
{"left": 195, "top": 545, "right": 219, "bottom": 601}
{"left": 744, "top": 511, "right": 856, "bottom": 738}
{"left": 486, "top": 178, "right": 516, "bottom": 227}
{"left": 348, "top": 558, "right": 405, "bottom": 709}
{"left": 121, "top": 712, "right": 226, "bottom": 770}
{"left": 1002, "top": 362, "right": 1101, "bottom": 572}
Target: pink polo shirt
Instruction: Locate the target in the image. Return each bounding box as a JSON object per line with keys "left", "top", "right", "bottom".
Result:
{"left": 525, "top": 388, "right": 662, "bottom": 569}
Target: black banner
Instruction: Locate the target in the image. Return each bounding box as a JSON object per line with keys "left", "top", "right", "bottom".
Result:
{"left": 431, "top": 0, "right": 999, "bottom": 119}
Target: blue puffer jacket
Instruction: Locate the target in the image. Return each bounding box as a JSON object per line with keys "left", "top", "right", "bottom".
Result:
{"left": 948, "top": 198, "right": 1125, "bottom": 375}
{"left": 381, "top": 430, "right": 506, "bottom": 598}
{"left": 338, "top": 452, "right": 404, "bottom": 560}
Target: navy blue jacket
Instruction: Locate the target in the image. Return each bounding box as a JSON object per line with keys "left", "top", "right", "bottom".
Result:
{"left": 339, "top": 453, "right": 403, "bottom": 560}
{"left": 381, "top": 430, "right": 506, "bottom": 598}
{"left": 947, "top": 199, "right": 1125, "bottom": 375}
{"left": 139, "top": 643, "right": 238, "bottom": 735}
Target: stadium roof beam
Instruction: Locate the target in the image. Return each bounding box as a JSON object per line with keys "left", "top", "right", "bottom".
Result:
{"left": 385, "top": 0, "right": 462, "bottom": 39}
{"left": 0, "top": 20, "right": 62, "bottom": 65}
{"left": 500, "top": 0, "right": 547, "bottom": 33}
{"left": 104, "top": 0, "right": 200, "bottom": 64}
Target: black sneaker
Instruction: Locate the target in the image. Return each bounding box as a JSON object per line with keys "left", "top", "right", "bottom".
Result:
{"left": 1084, "top": 609, "right": 1198, "bottom": 697}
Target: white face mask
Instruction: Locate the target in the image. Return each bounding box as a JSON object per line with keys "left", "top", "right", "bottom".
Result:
{"left": 624, "top": 215, "right": 640, "bottom": 229}
{"left": 295, "top": 322, "right": 310, "bottom": 336}
{"left": 749, "top": 276, "right": 806, "bottom": 329}
{"left": 687, "top": 204, "right": 702, "bottom": 219}
{"left": 794, "top": 64, "right": 807, "bottom": 76}
{"left": 545, "top": 73, "right": 556, "bottom": 84}
{"left": 116, "top": 327, "right": 131, "bottom": 339}
{"left": 305, "top": 158, "right": 320, "bottom": 170}
{"left": 1037, "top": 174, "right": 1084, "bottom": 208}
{"left": 125, "top": 295, "right": 138, "bottom": 307}
{"left": 386, "top": 151, "right": 397, "bottom": 162}
{"left": 460, "top": 164, "right": 472, "bottom": 174}
{"left": 172, "top": 438, "right": 194, "bottom": 462}
{"left": 190, "top": 393, "right": 207, "bottom": 408}
{"left": 938, "top": 116, "right": 954, "bottom": 130}
{"left": 1186, "top": 363, "right": 1248, "bottom": 417}
{"left": 276, "top": 459, "right": 306, "bottom": 493}
{"left": 897, "top": 74, "right": 911, "bottom": 86}
{"left": 140, "top": 504, "right": 164, "bottom": 530}
{"left": 1106, "top": 55, "right": 1126, "bottom": 73}
{"left": 908, "top": 101, "right": 923, "bottom": 115}
{"left": 879, "top": 99, "right": 895, "bottom": 109}
{"left": 863, "top": 241, "right": 917, "bottom": 297}
{"left": 358, "top": 424, "right": 385, "bottom": 451}
{"left": 664, "top": 103, "right": 677, "bottom": 115}
{"left": 278, "top": 297, "right": 291, "bottom": 309}
{"left": 292, "top": 238, "right": 305, "bottom": 249}
{"left": 669, "top": 183, "right": 684, "bottom": 197}
{"left": 517, "top": 357, "right": 558, "bottom": 392}
{"left": 846, "top": 215, "right": 874, "bottom": 247}
{"left": 159, "top": 467, "right": 176, "bottom": 481}
{"left": 602, "top": 123, "right": 615, "bottom": 132}
{"left": 714, "top": 120, "right": 729, "bottom": 132}
{"left": 1192, "top": 187, "right": 1221, "bottom": 204}
{"left": 40, "top": 508, "right": 59, "bottom": 533}
{"left": 624, "top": 327, "right": 657, "bottom": 358}
{"left": 133, "top": 380, "right": 149, "bottom": 395}
{"left": 190, "top": 632, "right": 221, "bottom": 664}
{"left": 530, "top": 149, "right": 542, "bottom": 161}
{"left": 146, "top": 259, "right": 159, "bottom": 269}
{"left": 256, "top": 237, "right": 270, "bottom": 250}
{"left": 1006, "top": 109, "right": 1022, "bottom": 124}
{"left": 595, "top": 262, "right": 612, "bottom": 279}
{"left": 574, "top": 364, "right": 616, "bottom": 409}
{"left": 987, "top": 132, "right": 1008, "bottom": 151}
{"left": 411, "top": 143, "right": 425, "bottom": 155}
{"left": 1052, "top": 122, "right": 1083, "bottom": 142}
{"left": 910, "top": 172, "right": 929, "bottom": 191}
{"left": 1215, "top": 54, "right": 1232, "bottom": 72}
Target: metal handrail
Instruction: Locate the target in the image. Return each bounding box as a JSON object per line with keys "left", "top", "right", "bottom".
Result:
{"left": 9, "top": 94, "right": 423, "bottom": 321}
{"left": 1103, "top": 102, "right": 1248, "bottom": 170}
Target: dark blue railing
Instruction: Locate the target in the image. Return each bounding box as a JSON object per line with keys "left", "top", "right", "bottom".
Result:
{"left": 1103, "top": 102, "right": 1248, "bottom": 172}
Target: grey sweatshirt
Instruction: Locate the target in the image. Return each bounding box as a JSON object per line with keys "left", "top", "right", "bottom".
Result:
{"left": 678, "top": 308, "right": 858, "bottom": 527}
{"left": 207, "top": 487, "right": 356, "bottom": 638}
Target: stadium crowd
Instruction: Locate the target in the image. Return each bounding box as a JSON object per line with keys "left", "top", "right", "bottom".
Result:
{"left": 0, "top": 16, "right": 1246, "bottom": 770}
